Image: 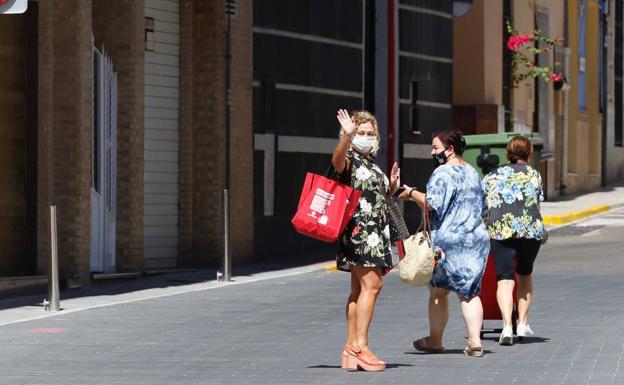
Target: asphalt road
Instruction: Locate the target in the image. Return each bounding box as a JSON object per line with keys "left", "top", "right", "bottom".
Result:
{"left": 0, "top": 209, "right": 623, "bottom": 384}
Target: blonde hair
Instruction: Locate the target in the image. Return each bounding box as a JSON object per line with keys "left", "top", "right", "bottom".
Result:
{"left": 338, "top": 110, "right": 380, "bottom": 155}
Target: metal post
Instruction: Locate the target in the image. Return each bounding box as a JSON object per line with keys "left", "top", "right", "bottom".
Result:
{"left": 222, "top": 1, "right": 234, "bottom": 282}
{"left": 223, "top": 189, "right": 231, "bottom": 282}
{"left": 48, "top": 205, "right": 60, "bottom": 311}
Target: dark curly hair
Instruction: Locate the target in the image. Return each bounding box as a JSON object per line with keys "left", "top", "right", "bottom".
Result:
{"left": 432, "top": 130, "right": 466, "bottom": 156}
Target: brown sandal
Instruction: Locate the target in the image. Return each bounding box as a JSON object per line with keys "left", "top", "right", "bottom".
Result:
{"left": 413, "top": 337, "right": 445, "bottom": 354}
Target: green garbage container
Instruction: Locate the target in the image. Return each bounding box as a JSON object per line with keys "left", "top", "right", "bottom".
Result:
{"left": 463, "top": 133, "right": 543, "bottom": 178}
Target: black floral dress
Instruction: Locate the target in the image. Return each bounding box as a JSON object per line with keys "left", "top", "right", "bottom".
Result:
{"left": 337, "top": 151, "right": 393, "bottom": 273}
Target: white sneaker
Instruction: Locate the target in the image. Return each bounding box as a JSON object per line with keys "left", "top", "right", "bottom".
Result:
{"left": 517, "top": 323, "right": 535, "bottom": 337}
{"left": 499, "top": 325, "right": 513, "bottom": 345}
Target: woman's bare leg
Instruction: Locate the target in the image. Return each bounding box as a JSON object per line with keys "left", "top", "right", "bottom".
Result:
{"left": 517, "top": 274, "right": 533, "bottom": 325}
{"left": 352, "top": 265, "right": 383, "bottom": 349}
{"left": 345, "top": 269, "right": 361, "bottom": 346}
{"left": 496, "top": 279, "right": 515, "bottom": 327}
{"left": 458, "top": 294, "right": 484, "bottom": 349}
{"left": 427, "top": 288, "right": 449, "bottom": 348}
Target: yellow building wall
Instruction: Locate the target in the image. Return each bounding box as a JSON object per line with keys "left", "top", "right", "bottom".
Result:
{"left": 567, "top": 0, "right": 579, "bottom": 176}
{"left": 453, "top": 0, "right": 502, "bottom": 106}
{"left": 565, "top": 0, "right": 602, "bottom": 192}
{"left": 535, "top": 0, "right": 566, "bottom": 198}
{"left": 511, "top": 0, "right": 536, "bottom": 132}
{"left": 586, "top": 2, "right": 601, "bottom": 179}
{"left": 453, "top": 0, "right": 485, "bottom": 105}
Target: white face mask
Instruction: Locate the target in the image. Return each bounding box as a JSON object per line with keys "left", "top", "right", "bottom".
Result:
{"left": 352, "top": 135, "right": 377, "bottom": 154}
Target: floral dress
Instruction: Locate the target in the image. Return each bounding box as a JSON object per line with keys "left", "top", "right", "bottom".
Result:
{"left": 337, "top": 151, "right": 393, "bottom": 273}
{"left": 427, "top": 164, "right": 490, "bottom": 298}
{"left": 482, "top": 163, "right": 545, "bottom": 240}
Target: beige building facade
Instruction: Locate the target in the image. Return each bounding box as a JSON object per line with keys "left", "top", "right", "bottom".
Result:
{"left": 453, "top": 0, "right": 618, "bottom": 197}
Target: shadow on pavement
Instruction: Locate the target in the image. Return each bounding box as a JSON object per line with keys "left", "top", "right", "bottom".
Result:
{"left": 481, "top": 335, "right": 550, "bottom": 344}
{"left": 307, "top": 363, "right": 414, "bottom": 369}
{"left": 306, "top": 365, "right": 342, "bottom": 369}
{"left": 516, "top": 336, "right": 550, "bottom": 344}
{"left": 404, "top": 348, "right": 491, "bottom": 355}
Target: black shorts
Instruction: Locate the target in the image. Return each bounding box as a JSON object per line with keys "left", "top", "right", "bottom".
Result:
{"left": 490, "top": 238, "right": 541, "bottom": 281}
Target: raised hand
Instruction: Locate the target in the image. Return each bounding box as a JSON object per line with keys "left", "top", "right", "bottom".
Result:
{"left": 389, "top": 162, "right": 400, "bottom": 194}
{"left": 337, "top": 109, "right": 356, "bottom": 136}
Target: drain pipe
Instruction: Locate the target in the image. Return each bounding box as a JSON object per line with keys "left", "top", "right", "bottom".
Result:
{"left": 561, "top": 47, "right": 570, "bottom": 194}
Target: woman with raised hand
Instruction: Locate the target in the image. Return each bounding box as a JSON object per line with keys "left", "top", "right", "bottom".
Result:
{"left": 332, "top": 109, "right": 400, "bottom": 372}
{"left": 399, "top": 129, "right": 490, "bottom": 357}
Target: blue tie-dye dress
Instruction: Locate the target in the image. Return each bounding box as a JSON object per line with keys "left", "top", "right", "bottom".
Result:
{"left": 426, "top": 164, "right": 490, "bottom": 298}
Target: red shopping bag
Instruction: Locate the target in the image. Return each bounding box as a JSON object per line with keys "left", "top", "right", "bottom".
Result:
{"left": 291, "top": 172, "right": 362, "bottom": 243}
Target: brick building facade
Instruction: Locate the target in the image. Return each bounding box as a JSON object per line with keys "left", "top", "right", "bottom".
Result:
{"left": 0, "top": 0, "right": 254, "bottom": 286}
{"left": 0, "top": 0, "right": 460, "bottom": 283}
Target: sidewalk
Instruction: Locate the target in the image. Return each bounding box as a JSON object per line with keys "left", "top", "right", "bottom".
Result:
{"left": 0, "top": 180, "right": 623, "bottom": 327}
{"left": 541, "top": 178, "right": 624, "bottom": 225}
{"left": 0, "top": 252, "right": 334, "bottom": 327}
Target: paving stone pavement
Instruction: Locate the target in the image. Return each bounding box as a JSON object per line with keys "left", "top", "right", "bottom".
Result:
{"left": 0, "top": 211, "right": 623, "bottom": 384}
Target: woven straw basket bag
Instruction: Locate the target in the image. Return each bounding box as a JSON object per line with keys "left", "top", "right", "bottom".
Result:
{"left": 398, "top": 208, "right": 435, "bottom": 286}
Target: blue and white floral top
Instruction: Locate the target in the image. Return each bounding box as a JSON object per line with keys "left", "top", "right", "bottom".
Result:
{"left": 482, "top": 163, "right": 545, "bottom": 241}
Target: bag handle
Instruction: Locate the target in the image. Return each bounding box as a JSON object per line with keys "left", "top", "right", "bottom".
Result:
{"left": 415, "top": 204, "right": 431, "bottom": 240}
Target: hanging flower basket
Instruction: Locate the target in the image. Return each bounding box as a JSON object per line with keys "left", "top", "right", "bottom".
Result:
{"left": 552, "top": 74, "right": 571, "bottom": 92}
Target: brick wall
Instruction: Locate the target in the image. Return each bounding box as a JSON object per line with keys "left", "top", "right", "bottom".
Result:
{"left": 37, "top": 0, "right": 93, "bottom": 285}
{"left": 92, "top": 0, "right": 145, "bottom": 272}
{"left": 230, "top": 0, "right": 254, "bottom": 261}
{"left": 0, "top": 14, "right": 28, "bottom": 274}
{"left": 179, "top": 0, "right": 253, "bottom": 266}
{"left": 36, "top": 0, "right": 54, "bottom": 275}
{"left": 178, "top": 0, "right": 194, "bottom": 264}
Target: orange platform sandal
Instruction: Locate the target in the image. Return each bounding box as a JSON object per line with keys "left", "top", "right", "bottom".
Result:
{"left": 344, "top": 346, "right": 386, "bottom": 372}
{"left": 340, "top": 344, "right": 358, "bottom": 369}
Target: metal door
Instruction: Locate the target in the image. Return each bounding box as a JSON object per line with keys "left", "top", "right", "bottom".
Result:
{"left": 90, "top": 48, "right": 117, "bottom": 273}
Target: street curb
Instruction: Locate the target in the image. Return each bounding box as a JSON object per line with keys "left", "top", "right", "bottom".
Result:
{"left": 542, "top": 204, "right": 615, "bottom": 225}
{"left": 325, "top": 263, "right": 338, "bottom": 272}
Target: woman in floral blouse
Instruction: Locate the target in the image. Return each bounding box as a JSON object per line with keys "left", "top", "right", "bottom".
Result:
{"left": 482, "top": 136, "right": 545, "bottom": 346}
{"left": 332, "top": 109, "right": 400, "bottom": 372}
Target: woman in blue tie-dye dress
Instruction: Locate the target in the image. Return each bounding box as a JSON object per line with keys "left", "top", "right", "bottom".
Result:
{"left": 399, "top": 130, "right": 490, "bottom": 357}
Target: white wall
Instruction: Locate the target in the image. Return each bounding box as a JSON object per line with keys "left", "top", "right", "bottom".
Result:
{"left": 144, "top": 0, "right": 180, "bottom": 269}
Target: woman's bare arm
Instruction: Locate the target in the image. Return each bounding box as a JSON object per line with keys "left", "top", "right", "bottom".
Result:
{"left": 332, "top": 109, "right": 355, "bottom": 174}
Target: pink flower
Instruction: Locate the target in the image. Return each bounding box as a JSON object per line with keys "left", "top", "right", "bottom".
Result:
{"left": 549, "top": 72, "right": 563, "bottom": 82}
{"left": 507, "top": 34, "right": 534, "bottom": 51}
